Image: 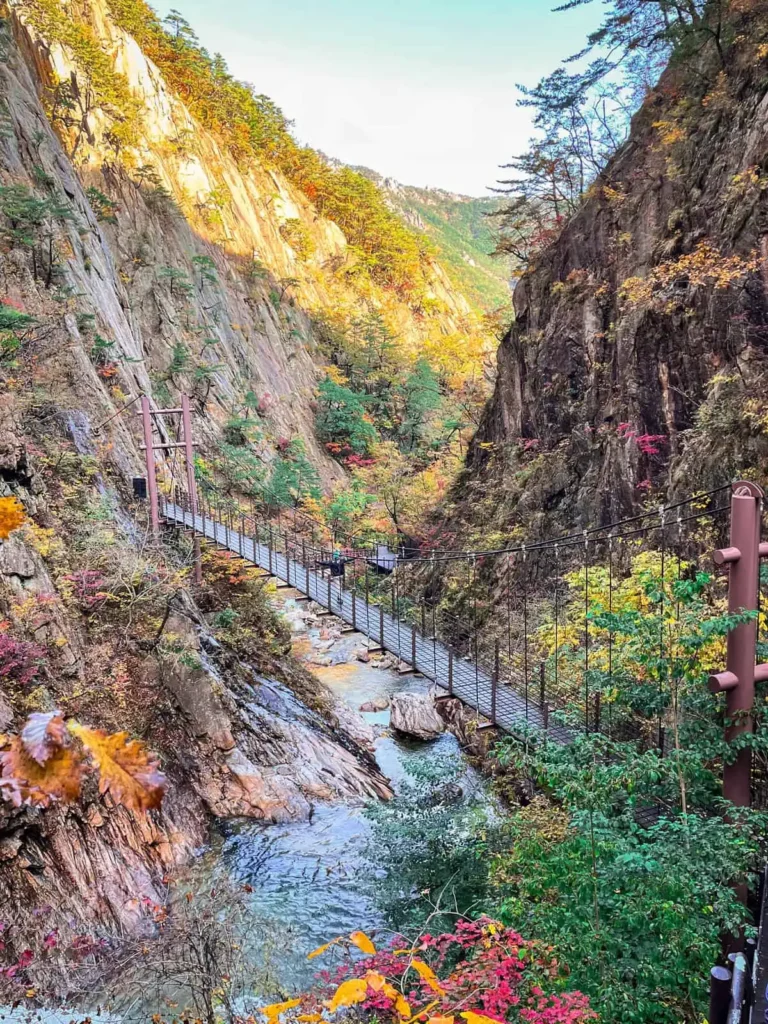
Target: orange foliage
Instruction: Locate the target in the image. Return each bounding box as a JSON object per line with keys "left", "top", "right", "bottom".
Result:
{"left": 0, "top": 711, "right": 165, "bottom": 812}
{"left": 0, "top": 497, "right": 25, "bottom": 540}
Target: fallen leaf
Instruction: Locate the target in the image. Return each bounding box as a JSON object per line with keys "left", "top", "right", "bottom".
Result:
{"left": 0, "top": 738, "right": 82, "bottom": 806}
{"left": 68, "top": 723, "right": 165, "bottom": 812}
{"left": 21, "top": 712, "right": 67, "bottom": 766}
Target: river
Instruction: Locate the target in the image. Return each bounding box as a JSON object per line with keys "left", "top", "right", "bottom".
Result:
{"left": 200, "top": 592, "right": 488, "bottom": 996}
{"left": 16, "top": 592, "right": 487, "bottom": 1023}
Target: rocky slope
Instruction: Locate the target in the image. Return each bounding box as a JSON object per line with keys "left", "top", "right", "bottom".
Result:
{"left": 454, "top": 16, "right": 768, "bottom": 540}
{"left": 358, "top": 169, "right": 511, "bottom": 311}
{"left": 0, "top": 0, "right": 483, "bottom": 974}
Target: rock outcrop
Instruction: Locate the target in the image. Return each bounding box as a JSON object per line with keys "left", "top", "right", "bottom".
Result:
{"left": 389, "top": 691, "right": 445, "bottom": 740}
{"left": 456, "top": 17, "right": 768, "bottom": 539}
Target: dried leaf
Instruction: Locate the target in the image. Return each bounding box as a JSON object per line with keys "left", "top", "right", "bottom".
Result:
{"left": 349, "top": 930, "right": 376, "bottom": 956}
{"left": 0, "top": 737, "right": 82, "bottom": 806}
{"left": 409, "top": 959, "right": 445, "bottom": 995}
{"left": 21, "top": 712, "right": 67, "bottom": 766}
{"left": 307, "top": 937, "right": 341, "bottom": 960}
{"left": 68, "top": 722, "right": 165, "bottom": 812}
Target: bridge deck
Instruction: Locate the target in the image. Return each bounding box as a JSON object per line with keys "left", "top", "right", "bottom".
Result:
{"left": 162, "top": 502, "right": 570, "bottom": 743}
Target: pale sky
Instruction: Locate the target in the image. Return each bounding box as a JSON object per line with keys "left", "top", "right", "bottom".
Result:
{"left": 153, "top": 0, "right": 601, "bottom": 197}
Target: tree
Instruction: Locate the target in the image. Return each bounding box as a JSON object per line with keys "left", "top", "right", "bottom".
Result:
{"left": 396, "top": 358, "right": 441, "bottom": 452}
{"left": 315, "top": 376, "right": 379, "bottom": 456}
{"left": 264, "top": 439, "right": 321, "bottom": 508}
{"left": 495, "top": 0, "right": 735, "bottom": 265}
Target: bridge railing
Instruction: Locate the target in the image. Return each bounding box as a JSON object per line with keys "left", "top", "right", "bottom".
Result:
{"left": 157, "top": 482, "right": 755, "bottom": 747}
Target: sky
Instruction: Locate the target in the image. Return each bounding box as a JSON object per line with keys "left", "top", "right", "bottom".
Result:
{"left": 153, "top": 0, "right": 601, "bottom": 197}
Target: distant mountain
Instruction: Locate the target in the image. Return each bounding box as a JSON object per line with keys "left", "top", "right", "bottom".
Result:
{"left": 353, "top": 169, "right": 512, "bottom": 311}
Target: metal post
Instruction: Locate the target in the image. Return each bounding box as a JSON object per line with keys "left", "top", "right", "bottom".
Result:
{"left": 540, "top": 661, "right": 546, "bottom": 708}
{"left": 140, "top": 396, "right": 159, "bottom": 537}
{"left": 327, "top": 577, "right": 332, "bottom": 613}
{"left": 352, "top": 572, "right": 357, "bottom": 630}
{"left": 239, "top": 513, "right": 245, "bottom": 558}
{"left": 491, "top": 665, "right": 497, "bottom": 726}
{"left": 448, "top": 649, "right": 453, "bottom": 696}
{"left": 379, "top": 605, "right": 384, "bottom": 646}
{"left": 181, "top": 394, "right": 202, "bottom": 584}
{"left": 543, "top": 702, "right": 549, "bottom": 731}
{"left": 411, "top": 625, "right": 417, "bottom": 669}
{"left": 708, "top": 966, "right": 732, "bottom": 1024}
{"left": 268, "top": 523, "right": 273, "bottom": 573}
{"left": 594, "top": 691, "right": 601, "bottom": 733}
{"left": 709, "top": 482, "right": 765, "bottom": 807}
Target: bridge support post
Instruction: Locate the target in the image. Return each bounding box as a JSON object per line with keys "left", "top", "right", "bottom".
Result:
{"left": 140, "top": 395, "right": 160, "bottom": 537}
{"left": 709, "top": 481, "right": 767, "bottom": 808}
{"left": 181, "top": 394, "right": 202, "bottom": 584}
{"left": 411, "top": 625, "right": 417, "bottom": 670}
{"left": 448, "top": 649, "right": 453, "bottom": 696}
{"left": 540, "top": 661, "right": 546, "bottom": 709}
{"left": 379, "top": 606, "right": 384, "bottom": 646}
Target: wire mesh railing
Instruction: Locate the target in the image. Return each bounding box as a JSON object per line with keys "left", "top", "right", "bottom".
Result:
{"left": 155, "top": 480, "right": 748, "bottom": 750}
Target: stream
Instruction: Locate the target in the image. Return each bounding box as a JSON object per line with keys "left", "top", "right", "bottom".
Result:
{"left": 202, "top": 591, "right": 489, "bottom": 996}
{"left": 17, "top": 593, "right": 488, "bottom": 1023}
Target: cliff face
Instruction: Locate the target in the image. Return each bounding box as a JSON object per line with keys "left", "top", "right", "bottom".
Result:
{"left": 458, "top": 25, "right": 768, "bottom": 540}
{"left": 0, "top": 0, "right": 440, "bottom": 966}
{"left": 2, "top": 0, "right": 483, "bottom": 490}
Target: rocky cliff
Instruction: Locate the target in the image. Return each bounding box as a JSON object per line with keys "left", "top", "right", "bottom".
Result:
{"left": 454, "top": 17, "right": 768, "bottom": 542}
{"left": 0, "top": 0, "right": 474, "bottom": 974}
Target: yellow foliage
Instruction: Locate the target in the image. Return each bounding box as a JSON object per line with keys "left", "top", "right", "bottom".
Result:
{"left": 349, "top": 930, "right": 377, "bottom": 955}
{"left": 325, "top": 976, "right": 377, "bottom": 1012}
{"left": 620, "top": 241, "right": 758, "bottom": 312}
{"left": 409, "top": 959, "right": 445, "bottom": 995}
{"left": 652, "top": 119, "right": 686, "bottom": 148}
{"left": 260, "top": 998, "right": 301, "bottom": 1024}
{"left": 460, "top": 1014, "right": 503, "bottom": 1024}
{"left": 322, "top": 365, "right": 350, "bottom": 386}
{"left": 0, "top": 497, "right": 26, "bottom": 540}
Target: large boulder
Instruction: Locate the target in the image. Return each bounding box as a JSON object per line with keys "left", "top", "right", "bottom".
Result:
{"left": 389, "top": 691, "right": 445, "bottom": 741}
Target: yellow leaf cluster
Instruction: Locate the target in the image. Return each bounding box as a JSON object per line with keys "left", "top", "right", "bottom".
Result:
{"left": 620, "top": 241, "right": 759, "bottom": 312}
{"left": 0, "top": 497, "right": 25, "bottom": 540}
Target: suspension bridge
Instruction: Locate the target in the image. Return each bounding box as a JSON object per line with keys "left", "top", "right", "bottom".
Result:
{"left": 158, "top": 493, "right": 571, "bottom": 743}
{"left": 130, "top": 394, "right": 766, "bottom": 798}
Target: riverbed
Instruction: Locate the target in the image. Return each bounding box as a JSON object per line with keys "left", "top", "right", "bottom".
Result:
{"left": 204, "top": 592, "right": 487, "bottom": 995}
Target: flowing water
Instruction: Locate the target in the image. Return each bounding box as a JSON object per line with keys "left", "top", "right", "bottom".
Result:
{"left": 200, "top": 594, "right": 489, "bottom": 995}
{"left": 22, "top": 594, "right": 487, "bottom": 1022}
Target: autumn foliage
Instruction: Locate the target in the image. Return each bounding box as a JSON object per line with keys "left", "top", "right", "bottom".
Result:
{"left": 0, "top": 710, "right": 165, "bottom": 812}
{"left": 268, "top": 919, "right": 594, "bottom": 1024}
{"left": 0, "top": 497, "right": 25, "bottom": 540}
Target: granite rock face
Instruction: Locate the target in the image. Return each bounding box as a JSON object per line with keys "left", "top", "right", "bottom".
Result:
{"left": 458, "top": 29, "right": 768, "bottom": 539}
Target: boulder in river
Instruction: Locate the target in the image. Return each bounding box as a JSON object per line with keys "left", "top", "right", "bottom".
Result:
{"left": 360, "top": 697, "right": 389, "bottom": 713}
{"left": 389, "top": 691, "right": 445, "bottom": 740}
